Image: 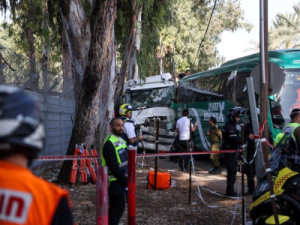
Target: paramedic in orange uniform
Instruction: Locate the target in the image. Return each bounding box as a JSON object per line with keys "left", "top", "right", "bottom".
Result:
{"left": 0, "top": 86, "right": 73, "bottom": 225}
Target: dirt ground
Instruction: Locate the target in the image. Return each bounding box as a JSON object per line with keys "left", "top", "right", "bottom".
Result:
{"left": 33, "top": 157, "right": 254, "bottom": 225}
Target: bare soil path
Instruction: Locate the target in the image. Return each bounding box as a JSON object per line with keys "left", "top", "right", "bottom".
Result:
{"left": 33, "top": 156, "right": 254, "bottom": 225}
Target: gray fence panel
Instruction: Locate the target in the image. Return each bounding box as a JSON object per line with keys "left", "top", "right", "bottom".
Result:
{"left": 26, "top": 90, "right": 75, "bottom": 157}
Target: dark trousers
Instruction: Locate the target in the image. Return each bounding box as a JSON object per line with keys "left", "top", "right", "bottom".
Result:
{"left": 178, "top": 140, "right": 190, "bottom": 170}
{"left": 226, "top": 151, "right": 238, "bottom": 194}
{"left": 109, "top": 193, "right": 126, "bottom": 225}
{"left": 245, "top": 151, "right": 255, "bottom": 192}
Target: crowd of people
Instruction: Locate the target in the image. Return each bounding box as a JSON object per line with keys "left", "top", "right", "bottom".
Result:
{"left": 2, "top": 83, "right": 300, "bottom": 225}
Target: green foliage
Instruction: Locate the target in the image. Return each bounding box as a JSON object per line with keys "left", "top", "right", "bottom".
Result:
{"left": 137, "top": 0, "right": 174, "bottom": 78}
{"left": 0, "top": 0, "right": 63, "bottom": 73}
{"left": 116, "top": 0, "right": 251, "bottom": 78}
{"left": 269, "top": 3, "right": 300, "bottom": 49}
{"left": 160, "top": 0, "right": 252, "bottom": 74}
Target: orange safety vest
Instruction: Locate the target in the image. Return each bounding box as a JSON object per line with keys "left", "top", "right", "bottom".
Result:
{"left": 0, "top": 161, "right": 71, "bottom": 225}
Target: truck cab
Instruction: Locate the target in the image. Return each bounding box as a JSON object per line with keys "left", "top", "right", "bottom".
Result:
{"left": 123, "top": 73, "right": 176, "bottom": 152}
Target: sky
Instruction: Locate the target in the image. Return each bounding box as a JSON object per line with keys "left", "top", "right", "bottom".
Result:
{"left": 217, "top": 0, "right": 300, "bottom": 61}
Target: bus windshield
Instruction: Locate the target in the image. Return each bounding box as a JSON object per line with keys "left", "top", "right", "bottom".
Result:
{"left": 126, "top": 86, "right": 175, "bottom": 108}
{"left": 270, "top": 69, "right": 300, "bottom": 129}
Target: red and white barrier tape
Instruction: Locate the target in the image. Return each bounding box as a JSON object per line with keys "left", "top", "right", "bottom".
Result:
{"left": 37, "top": 155, "right": 100, "bottom": 161}
{"left": 135, "top": 150, "right": 236, "bottom": 158}
{"left": 255, "top": 137, "right": 274, "bottom": 149}
{"left": 36, "top": 150, "right": 236, "bottom": 161}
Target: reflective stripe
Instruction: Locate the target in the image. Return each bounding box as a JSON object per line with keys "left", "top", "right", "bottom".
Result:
{"left": 120, "top": 161, "right": 128, "bottom": 167}
{"left": 275, "top": 122, "right": 300, "bottom": 146}
{"left": 101, "top": 134, "right": 128, "bottom": 183}
{"left": 229, "top": 134, "right": 237, "bottom": 137}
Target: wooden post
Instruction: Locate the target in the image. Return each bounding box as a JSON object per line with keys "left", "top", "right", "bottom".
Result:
{"left": 154, "top": 117, "right": 159, "bottom": 190}
{"left": 241, "top": 124, "right": 245, "bottom": 225}
{"left": 260, "top": 0, "right": 279, "bottom": 224}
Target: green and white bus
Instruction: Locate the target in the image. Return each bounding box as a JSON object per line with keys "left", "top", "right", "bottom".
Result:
{"left": 175, "top": 49, "right": 300, "bottom": 151}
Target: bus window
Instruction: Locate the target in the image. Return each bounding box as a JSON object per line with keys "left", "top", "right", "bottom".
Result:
{"left": 270, "top": 69, "right": 300, "bottom": 129}
{"left": 221, "top": 72, "right": 234, "bottom": 101}
{"left": 236, "top": 72, "right": 251, "bottom": 107}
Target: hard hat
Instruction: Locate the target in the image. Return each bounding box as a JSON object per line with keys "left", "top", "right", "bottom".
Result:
{"left": 0, "top": 86, "right": 44, "bottom": 160}
{"left": 119, "top": 104, "right": 133, "bottom": 116}
{"left": 227, "top": 106, "right": 246, "bottom": 123}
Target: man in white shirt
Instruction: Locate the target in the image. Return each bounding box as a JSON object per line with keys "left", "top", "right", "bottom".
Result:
{"left": 176, "top": 109, "right": 198, "bottom": 171}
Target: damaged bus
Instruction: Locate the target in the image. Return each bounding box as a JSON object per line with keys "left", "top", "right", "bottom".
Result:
{"left": 123, "top": 73, "right": 176, "bottom": 152}
{"left": 175, "top": 49, "right": 300, "bottom": 151}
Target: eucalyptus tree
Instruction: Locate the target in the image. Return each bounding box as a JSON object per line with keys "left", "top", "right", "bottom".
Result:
{"left": 0, "top": 0, "right": 62, "bottom": 90}
{"left": 159, "top": 0, "right": 252, "bottom": 73}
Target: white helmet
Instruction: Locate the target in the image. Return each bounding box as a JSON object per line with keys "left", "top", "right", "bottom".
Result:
{"left": 0, "top": 86, "right": 44, "bottom": 160}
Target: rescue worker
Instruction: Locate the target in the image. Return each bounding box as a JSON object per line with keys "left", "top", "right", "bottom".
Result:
{"left": 274, "top": 108, "right": 300, "bottom": 148}
{"left": 176, "top": 109, "right": 198, "bottom": 172}
{"left": 119, "top": 104, "right": 143, "bottom": 147}
{"left": 0, "top": 86, "right": 73, "bottom": 225}
{"left": 207, "top": 116, "right": 222, "bottom": 174}
{"left": 101, "top": 118, "right": 128, "bottom": 225}
{"left": 222, "top": 106, "right": 245, "bottom": 197}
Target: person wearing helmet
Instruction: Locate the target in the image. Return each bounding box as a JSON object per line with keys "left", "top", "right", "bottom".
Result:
{"left": 274, "top": 108, "right": 300, "bottom": 149}
{"left": 119, "top": 103, "right": 143, "bottom": 147}
{"left": 0, "top": 86, "right": 73, "bottom": 225}
{"left": 221, "top": 106, "right": 245, "bottom": 197}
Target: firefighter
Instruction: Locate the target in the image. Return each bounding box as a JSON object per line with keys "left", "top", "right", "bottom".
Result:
{"left": 119, "top": 103, "right": 143, "bottom": 147}
{"left": 0, "top": 86, "right": 73, "bottom": 225}
{"left": 101, "top": 118, "right": 128, "bottom": 225}
{"left": 222, "top": 106, "right": 246, "bottom": 197}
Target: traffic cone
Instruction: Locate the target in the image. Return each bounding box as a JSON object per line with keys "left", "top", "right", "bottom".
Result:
{"left": 79, "top": 145, "right": 88, "bottom": 184}
{"left": 85, "top": 149, "right": 97, "bottom": 184}
{"left": 69, "top": 145, "right": 80, "bottom": 184}
{"left": 91, "top": 147, "right": 99, "bottom": 168}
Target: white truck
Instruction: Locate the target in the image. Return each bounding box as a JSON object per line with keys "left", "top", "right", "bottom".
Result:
{"left": 123, "top": 73, "right": 176, "bottom": 152}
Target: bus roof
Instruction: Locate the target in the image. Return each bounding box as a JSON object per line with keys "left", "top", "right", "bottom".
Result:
{"left": 182, "top": 49, "right": 300, "bottom": 81}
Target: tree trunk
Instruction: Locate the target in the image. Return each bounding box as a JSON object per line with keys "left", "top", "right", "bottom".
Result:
{"left": 94, "top": 27, "right": 117, "bottom": 151}
{"left": 114, "top": 0, "right": 137, "bottom": 106}
{"left": 128, "top": 5, "right": 142, "bottom": 80}
{"left": 41, "top": 0, "right": 50, "bottom": 91}
{"left": 57, "top": 0, "right": 117, "bottom": 183}
{"left": 159, "top": 37, "right": 164, "bottom": 74}
{"left": 25, "top": 27, "right": 38, "bottom": 89}
{"left": 62, "top": 31, "right": 73, "bottom": 98}
{"left": 59, "top": 0, "right": 91, "bottom": 107}
{"left": 0, "top": 56, "right": 5, "bottom": 84}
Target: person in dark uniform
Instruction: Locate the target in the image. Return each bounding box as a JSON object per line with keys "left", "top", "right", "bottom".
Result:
{"left": 101, "top": 118, "right": 128, "bottom": 225}
{"left": 244, "top": 110, "right": 257, "bottom": 195}
{"left": 222, "top": 106, "right": 245, "bottom": 197}
{"left": 207, "top": 116, "right": 222, "bottom": 174}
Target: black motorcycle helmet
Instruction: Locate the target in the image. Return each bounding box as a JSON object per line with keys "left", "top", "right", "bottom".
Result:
{"left": 227, "top": 106, "right": 246, "bottom": 123}
{"left": 0, "top": 86, "right": 44, "bottom": 161}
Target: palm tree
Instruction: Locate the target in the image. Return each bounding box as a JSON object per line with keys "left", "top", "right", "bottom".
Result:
{"left": 269, "top": 3, "right": 300, "bottom": 49}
